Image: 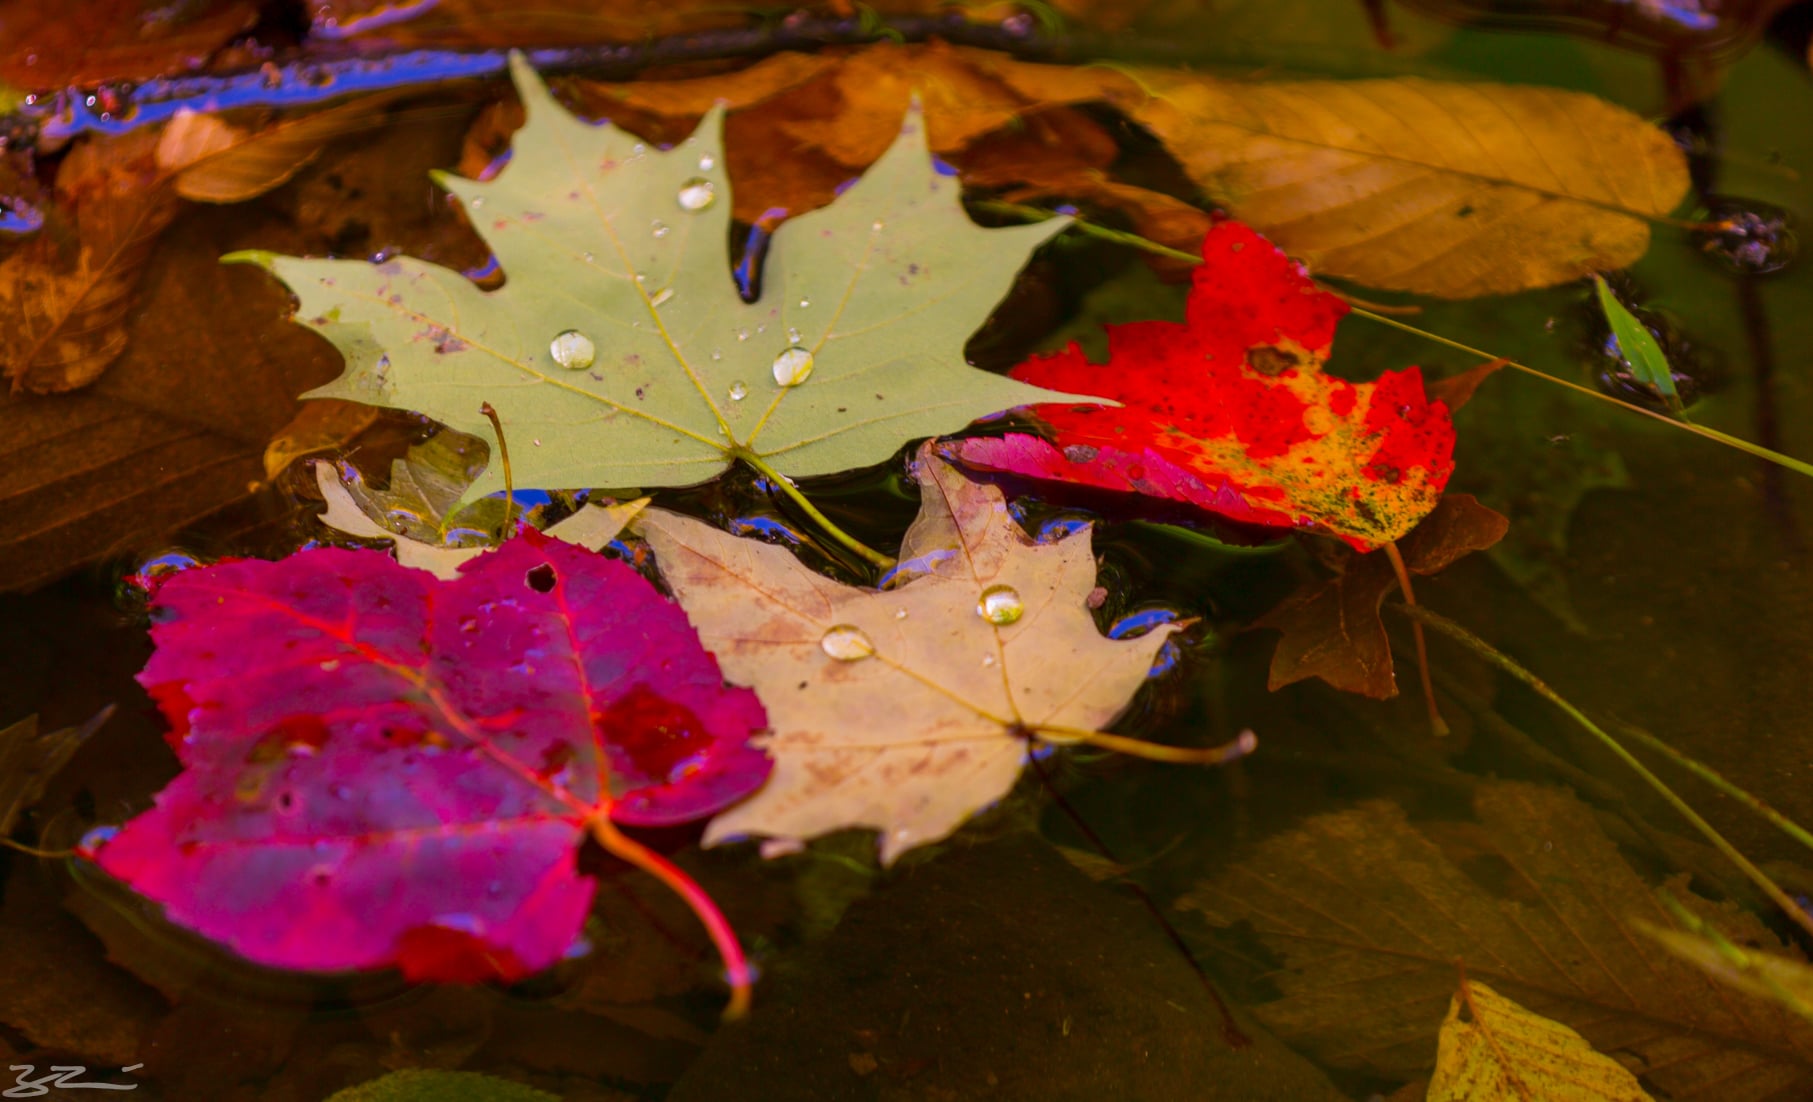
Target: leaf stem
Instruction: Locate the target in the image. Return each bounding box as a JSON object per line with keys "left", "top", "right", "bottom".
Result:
{"left": 1396, "top": 603, "right": 1813, "bottom": 943}
{"left": 736, "top": 450, "right": 896, "bottom": 571}
{"left": 1348, "top": 307, "right": 1813, "bottom": 480}
{"left": 1383, "top": 540, "right": 1448, "bottom": 737}
{"left": 588, "top": 814, "right": 755, "bottom": 1020}
{"left": 480, "top": 401, "right": 516, "bottom": 538}
{"left": 1033, "top": 722, "right": 1258, "bottom": 764}
{"left": 982, "top": 201, "right": 1813, "bottom": 482}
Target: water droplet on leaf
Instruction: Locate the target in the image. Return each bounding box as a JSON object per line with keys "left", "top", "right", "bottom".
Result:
{"left": 677, "top": 177, "right": 716, "bottom": 211}
{"left": 651, "top": 219, "right": 670, "bottom": 238}
{"left": 728, "top": 380, "right": 748, "bottom": 401}
{"left": 698, "top": 153, "right": 716, "bottom": 171}
{"left": 820, "top": 624, "right": 874, "bottom": 661}
{"left": 772, "top": 347, "right": 814, "bottom": 387}
{"left": 786, "top": 326, "right": 802, "bottom": 343}
{"left": 650, "top": 287, "right": 674, "bottom": 307}
{"left": 550, "top": 329, "right": 596, "bottom": 370}
{"left": 977, "top": 584, "right": 1024, "bottom": 625}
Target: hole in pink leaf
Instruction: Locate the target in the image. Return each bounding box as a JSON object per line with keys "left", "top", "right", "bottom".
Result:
{"left": 524, "top": 563, "right": 557, "bottom": 593}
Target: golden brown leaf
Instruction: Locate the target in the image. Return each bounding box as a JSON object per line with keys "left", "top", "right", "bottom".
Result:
{"left": 1256, "top": 493, "right": 1508, "bottom": 698}
{"left": 1099, "top": 72, "right": 1689, "bottom": 297}
{"left": 636, "top": 447, "right": 1178, "bottom": 863}
{"left": 1180, "top": 781, "right": 1813, "bottom": 1099}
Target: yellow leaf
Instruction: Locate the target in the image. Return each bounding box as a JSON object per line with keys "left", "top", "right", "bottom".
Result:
{"left": 1430, "top": 980, "right": 1655, "bottom": 1102}
{"left": 636, "top": 445, "right": 1180, "bottom": 863}
{"left": 1105, "top": 73, "right": 1689, "bottom": 297}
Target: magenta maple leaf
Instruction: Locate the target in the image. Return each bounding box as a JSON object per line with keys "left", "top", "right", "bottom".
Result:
{"left": 80, "top": 532, "right": 769, "bottom": 1004}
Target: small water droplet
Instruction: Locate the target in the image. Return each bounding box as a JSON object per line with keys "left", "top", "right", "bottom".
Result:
{"left": 583, "top": 251, "right": 595, "bottom": 263}
{"left": 728, "top": 380, "right": 749, "bottom": 401}
{"left": 820, "top": 624, "right": 874, "bottom": 661}
{"left": 631, "top": 142, "right": 646, "bottom": 156}
{"left": 981, "top": 654, "right": 997, "bottom": 667}
{"left": 698, "top": 153, "right": 716, "bottom": 171}
{"left": 549, "top": 329, "right": 596, "bottom": 370}
{"left": 786, "top": 326, "right": 802, "bottom": 343}
{"left": 894, "top": 608, "right": 908, "bottom": 620}
{"left": 677, "top": 177, "right": 716, "bottom": 211}
{"left": 735, "top": 328, "right": 750, "bottom": 342}
{"left": 650, "top": 287, "right": 674, "bottom": 307}
{"left": 651, "top": 219, "right": 670, "bottom": 238}
{"left": 634, "top": 272, "right": 646, "bottom": 284}
{"left": 977, "top": 584, "right": 1024, "bottom": 625}
{"left": 798, "top": 297, "right": 811, "bottom": 308}
{"left": 871, "top": 219, "right": 884, "bottom": 232}
{"left": 711, "top": 348, "right": 723, "bottom": 361}
{"left": 468, "top": 195, "right": 485, "bottom": 209}
{"left": 772, "top": 347, "right": 814, "bottom": 387}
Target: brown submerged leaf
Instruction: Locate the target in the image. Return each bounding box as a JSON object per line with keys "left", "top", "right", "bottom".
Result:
{"left": 636, "top": 447, "right": 1179, "bottom": 863}
{"left": 1181, "top": 781, "right": 1813, "bottom": 1100}
{"left": 0, "top": 0, "right": 254, "bottom": 88}
{"left": 1256, "top": 493, "right": 1509, "bottom": 698}
{"left": 1, "top": 129, "right": 180, "bottom": 394}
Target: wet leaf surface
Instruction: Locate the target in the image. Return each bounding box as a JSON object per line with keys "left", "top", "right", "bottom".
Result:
{"left": 960, "top": 222, "right": 1457, "bottom": 549}
{"left": 242, "top": 54, "right": 1096, "bottom": 501}
{"left": 638, "top": 448, "right": 1178, "bottom": 863}
{"left": 80, "top": 533, "right": 769, "bottom": 979}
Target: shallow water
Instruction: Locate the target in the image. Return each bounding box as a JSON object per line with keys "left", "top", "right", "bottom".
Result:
{"left": 4, "top": 1, "right": 1813, "bottom": 1098}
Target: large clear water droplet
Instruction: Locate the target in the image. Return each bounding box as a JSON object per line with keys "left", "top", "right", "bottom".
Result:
{"left": 772, "top": 347, "right": 814, "bottom": 387}
{"left": 977, "top": 584, "right": 1024, "bottom": 625}
{"left": 820, "top": 624, "right": 874, "bottom": 661}
{"left": 677, "top": 177, "right": 716, "bottom": 211}
{"left": 728, "top": 380, "right": 748, "bottom": 401}
{"left": 549, "top": 329, "right": 595, "bottom": 370}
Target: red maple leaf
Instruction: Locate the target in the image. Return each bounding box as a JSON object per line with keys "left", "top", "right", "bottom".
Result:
{"left": 957, "top": 222, "right": 1455, "bottom": 549}
{"left": 80, "top": 532, "right": 770, "bottom": 1010}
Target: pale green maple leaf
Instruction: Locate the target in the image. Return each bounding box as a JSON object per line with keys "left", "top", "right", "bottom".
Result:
{"left": 229, "top": 53, "right": 1102, "bottom": 501}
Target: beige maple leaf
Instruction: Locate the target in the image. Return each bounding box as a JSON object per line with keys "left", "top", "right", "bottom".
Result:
{"left": 636, "top": 446, "right": 1190, "bottom": 863}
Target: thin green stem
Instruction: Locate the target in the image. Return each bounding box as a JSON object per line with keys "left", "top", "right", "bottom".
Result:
{"left": 979, "top": 200, "right": 1813, "bottom": 482}
{"left": 1397, "top": 603, "right": 1813, "bottom": 943}
{"left": 1350, "top": 309, "right": 1813, "bottom": 480}
{"left": 1609, "top": 717, "right": 1813, "bottom": 858}
{"left": 736, "top": 450, "right": 896, "bottom": 571}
